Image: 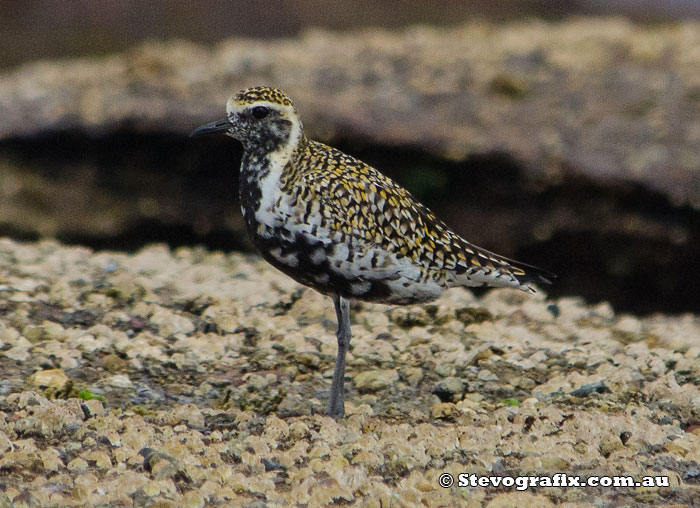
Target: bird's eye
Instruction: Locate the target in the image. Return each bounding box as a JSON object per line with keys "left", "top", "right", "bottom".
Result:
{"left": 251, "top": 106, "right": 270, "bottom": 119}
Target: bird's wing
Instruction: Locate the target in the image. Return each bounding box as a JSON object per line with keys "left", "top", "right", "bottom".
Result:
{"left": 300, "top": 142, "right": 555, "bottom": 291}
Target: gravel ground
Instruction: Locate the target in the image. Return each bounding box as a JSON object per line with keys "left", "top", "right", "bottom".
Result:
{"left": 0, "top": 238, "right": 699, "bottom": 507}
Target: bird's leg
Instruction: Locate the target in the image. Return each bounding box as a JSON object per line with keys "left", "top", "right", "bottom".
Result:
{"left": 326, "top": 295, "right": 351, "bottom": 419}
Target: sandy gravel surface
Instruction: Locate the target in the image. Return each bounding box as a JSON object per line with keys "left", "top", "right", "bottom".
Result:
{"left": 0, "top": 238, "right": 699, "bottom": 507}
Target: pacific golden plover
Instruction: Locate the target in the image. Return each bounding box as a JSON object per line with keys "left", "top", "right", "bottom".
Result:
{"left": 191, "top": 86, "right": 554, "bottom": 418}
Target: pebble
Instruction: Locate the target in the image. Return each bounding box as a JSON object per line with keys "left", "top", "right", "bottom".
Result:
{"left": 477, "top": 369, "right": 499, "bottom": 381}
{"left": 434, "top": 363, "right": 453, "bottom": 378}
{"left": 400, "top": 367, "right": 424, "bottom": 387}
{"left": 353, "top": 369, "right": 399, "bottom": 393}
{"left": 83, "top": 450, "right": 112, "bottom": 469}
{"left": 106, "top": 374, "right": 133, "bottom": 388}
{"left": 39, "top": 447, "right": 64, "bottom": 472}
{"left": 430, "top": 402, "right": 459, "bottom": 419}
{"left": 433, "top": 377, "right": 465, "bottom": 398}
{"left": 5, "top": 344, "right": 32, "bottom": 362}
{"left": 149, "top": 308, "right": 195, "bottom": 336}
{"left": 67, "top": 457, "right": 89, "bottom": 472}
{"left": 182, "top": 491, "right": 206, "bottom": 508}
{"left": 29, "top": 369, "right": 70, "bottom": 389}
{"left": 0, "top": 432, "right": 12, "bottom": 454}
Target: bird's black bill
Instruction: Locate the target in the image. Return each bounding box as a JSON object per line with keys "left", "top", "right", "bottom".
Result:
{"left": 189, "top": 118, "right": 230, "bottom": 137}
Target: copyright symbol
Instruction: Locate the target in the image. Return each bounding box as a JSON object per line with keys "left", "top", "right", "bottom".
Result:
{"left": 438, "top": 473, "right": 454, "bottom": 488}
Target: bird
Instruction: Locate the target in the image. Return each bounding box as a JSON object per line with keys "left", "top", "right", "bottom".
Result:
{"left": 191, "top": 86, "right": 554, "bottom": 418}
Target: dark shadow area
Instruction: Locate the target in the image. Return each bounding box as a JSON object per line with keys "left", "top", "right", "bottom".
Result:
{"left": 1, "top": 130, "right": 698, "bottom": 316}
{"left": 59, "top": 220, "right": 251, "bottom": 253}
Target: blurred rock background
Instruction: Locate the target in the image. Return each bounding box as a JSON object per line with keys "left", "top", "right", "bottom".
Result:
{"left": 1, "top": 0, "right": 700, "bottom": 314}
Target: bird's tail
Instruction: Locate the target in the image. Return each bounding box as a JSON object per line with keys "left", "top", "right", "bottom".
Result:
{"left": 505, "top": 258, "right": 557, "bottom": 293}
{"left": 451, "top": 242, "right": 556, "bottom": 294}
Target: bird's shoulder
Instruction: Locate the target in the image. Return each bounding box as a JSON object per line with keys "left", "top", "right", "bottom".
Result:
{"left": 294, "top": 141, "right": 425, "bottom": 215}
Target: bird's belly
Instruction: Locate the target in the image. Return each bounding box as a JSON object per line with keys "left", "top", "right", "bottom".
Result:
{"left": 247, "top": 209, "right": 444, "bottom": 304}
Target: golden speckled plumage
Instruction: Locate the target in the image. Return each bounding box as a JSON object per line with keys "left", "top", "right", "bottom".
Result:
{"left": 284, "top": 138, "right": 543, "bottom": 289}
{"left": 233, "top": 86, "right": 295, "bottom": 108}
